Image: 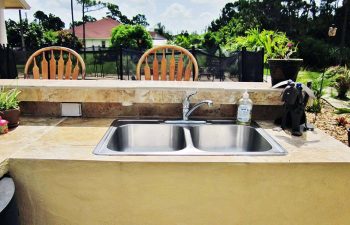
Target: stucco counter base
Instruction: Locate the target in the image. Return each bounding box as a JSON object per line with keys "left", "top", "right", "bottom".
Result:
{"left": 2, "top": 117, "right": 350, "bottom": 225}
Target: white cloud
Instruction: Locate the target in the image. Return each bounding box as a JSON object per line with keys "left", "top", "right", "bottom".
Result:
{"left": 161, "top": 3, "right": 191, "bottom": 19}
{"left": 158, "top": 4, "right": 217, "bottom": 33}
{"left": 103, "top": 0, "right": 156, "bottom": 16}
{"left": 199, "top": 12, "right": 214, "bottom": 19}
{"left": 4, "top": 0, "right": 230, "bottom": 34}
{"left": 190, "top": 0, "right": 234, "bottom": 4}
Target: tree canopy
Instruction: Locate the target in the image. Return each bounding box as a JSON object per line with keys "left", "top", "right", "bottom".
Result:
{"left": 6, "top": 10, "right": 81, "bottom": 50}
{"left": 208, "top": 0, "right": 349, "bottom": 45}
{"left": 105, "top": 3, "right": 149, "bottom": 26}
{"left": 110, "top": 24, "right": 153, "bottom": 49}
{"left": 33, "top": 10, "right": 65, "bottom": 31}
{"left": 70, "top": 15, "right": 97, "bottom": 28}
{"left": 172, "top": 0, "right": 349, "bottom": 68}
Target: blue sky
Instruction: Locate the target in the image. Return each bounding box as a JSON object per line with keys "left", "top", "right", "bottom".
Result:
{"left": 4, "top": 0, "right": 234, "bottom": 34}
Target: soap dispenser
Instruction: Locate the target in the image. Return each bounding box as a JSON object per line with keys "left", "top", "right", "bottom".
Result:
{"left": 237, "top": 89, "right": 253, "bottom": 125}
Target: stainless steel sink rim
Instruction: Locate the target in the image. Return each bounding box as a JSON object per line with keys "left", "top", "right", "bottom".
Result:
{"left": 93, "top": 120, "right": 287, "bottom": 156}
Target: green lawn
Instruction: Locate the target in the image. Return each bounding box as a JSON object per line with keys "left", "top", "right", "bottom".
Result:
{"left": 297, "top": 70, "right": 322, "bottom": 83}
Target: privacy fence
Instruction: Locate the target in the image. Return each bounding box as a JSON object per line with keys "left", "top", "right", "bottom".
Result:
{"left": 1, "top": 45, "right": 264, "bottom": 82}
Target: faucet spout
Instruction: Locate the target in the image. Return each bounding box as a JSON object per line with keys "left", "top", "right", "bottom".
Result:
{"left": 184, "top": 100, "right": 213, "bottom": 121}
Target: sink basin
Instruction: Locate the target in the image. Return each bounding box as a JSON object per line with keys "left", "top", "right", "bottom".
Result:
{"left": 190, "top": 125, "right": 272, "bottom": 152}
{"left": 107, "top": 124, "right": 185, "bottom": 152}
{"left": 93, "top": 120, "right": 287, "bottom": 156}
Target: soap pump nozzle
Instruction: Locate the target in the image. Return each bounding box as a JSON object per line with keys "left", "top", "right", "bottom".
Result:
{"left": 242, "top": 89, "right": 249, "bottom": 99}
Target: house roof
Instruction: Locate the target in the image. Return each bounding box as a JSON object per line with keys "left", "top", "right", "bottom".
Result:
{"left": 68, "top": 18, "right": 168, "bottom": 41}
{"left": 68, "top": 18, "right": 121, "bottom": 39}
{"left": 149, "top": 31, "right": 167, "bottom": 40}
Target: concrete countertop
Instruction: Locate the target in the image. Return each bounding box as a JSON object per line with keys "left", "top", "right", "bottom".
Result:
{"left": 1, "top": 116, "right": 349, "bottom": 177}
{"left": 0, "top": 79, "right": 282, "bottom": 105}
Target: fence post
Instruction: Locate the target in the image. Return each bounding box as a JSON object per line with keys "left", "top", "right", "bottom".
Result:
{"left": 6, "top": 44, "right": 9, "bottom": 76}
{"left": 260, "top": 47, "right": 264, "bottom": 82}
{"left": 119, "top": 44, "right": 123, "bottom": 80}
{"left": 13, "top": 47, "right": 18, "bottom": 78}
{"left": 191, "top": 46, "right": 196, "bottom": 81}
{"left": 347, "top": 128, "right": 350, "bottom": 147}
{"left": 240, "top": 47, "right": 246, "bottom": 81}
{"left": 0, "top": 45, "right": 4, "bottom": 78}
{"left": 219, "top": 48, "right": 224, "bottom": 81}
{"left": 92, "top": 46, "right": 96, "bottom": 76}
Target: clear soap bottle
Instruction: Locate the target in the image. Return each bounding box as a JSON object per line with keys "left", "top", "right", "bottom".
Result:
{"left": 237, "top": 90, "right": 253, "bottom": 125}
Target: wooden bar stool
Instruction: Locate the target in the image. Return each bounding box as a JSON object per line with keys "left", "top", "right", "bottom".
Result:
{"left": 136, "top": 45, "right": 199, "bottom": 81}
{"left": 24, "top": 46, "right": 86, "bottom": 80}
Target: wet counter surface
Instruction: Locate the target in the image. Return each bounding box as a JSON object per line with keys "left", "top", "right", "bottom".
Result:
{"left": 1, "top": 116, "right": 350, "bottom": 177}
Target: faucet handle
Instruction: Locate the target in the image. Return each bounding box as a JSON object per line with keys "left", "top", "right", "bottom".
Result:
{"left": 185, "top": 91, "right": 197, "bottom": 101}
{"left": 183, "top": 91, "right": 197, "bottom": 107}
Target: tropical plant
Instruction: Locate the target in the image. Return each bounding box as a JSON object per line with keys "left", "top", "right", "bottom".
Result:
{"left": 336, "top": 117, "right": 348, "bottom": 127}
{"left": 226, "top": 29, "right": 297, "bottom": 62}
{"left": 325, "top": 66, "right": 350, "bottom": 99}
{"left": 335, "top": 108, "right": 350, "bottom": 114}
{"left": 0, "top": 88, "right": 21, "bottom": 111}
{"left": 110, "top": 24, "right": 153, "bottom": 50}
{"left": 306, "top": 73, "right": 332, "bottom": 113}
{"left": 171, "top": 32, "right": 204, "bottom": 49}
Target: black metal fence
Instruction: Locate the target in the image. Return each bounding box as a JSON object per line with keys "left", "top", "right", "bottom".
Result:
{"left": 85, "top": 45, "right": 264, "bottom": 82}
{"left": 0, "top": 45, "right": 18, "bottom": 79}
{"left": 2, "top": 45, "right": 264, "bottom": 82}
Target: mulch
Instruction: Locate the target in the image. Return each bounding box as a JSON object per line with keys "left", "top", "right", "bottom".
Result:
{"left": 306, "top": 100, "right": 350, "bottom": 146}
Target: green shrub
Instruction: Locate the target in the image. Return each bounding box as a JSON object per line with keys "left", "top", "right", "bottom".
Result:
{"left": 110, "top": 24, "right": 152, "bottom": 50}
{"left": 298, "top": 36, "right": 338, "bottom": 69}
{"left": 43, "top": 30, "right": 58, "bottom": 46}
{"left": 55, "top": 31, "right": 83, "bottom": 50}
{"left": 42, "top": 30, "right": 82, "bottom": 50}
{"left": 171, "top": 32, "right": 204, "bottom": 49}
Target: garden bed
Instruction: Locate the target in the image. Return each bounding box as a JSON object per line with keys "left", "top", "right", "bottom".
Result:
{"left": 306, "top": 100, "right": 350, "bottom": 146}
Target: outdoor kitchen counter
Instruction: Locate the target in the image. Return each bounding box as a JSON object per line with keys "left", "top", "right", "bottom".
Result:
{"left": 2, "top": 116, "right": 350, "bottom": 225}
{"left": 0, "top": 116, "right": 349, "bottom": 178}
{"left": 0, "top": 79, "right": 349, "bottom": 176}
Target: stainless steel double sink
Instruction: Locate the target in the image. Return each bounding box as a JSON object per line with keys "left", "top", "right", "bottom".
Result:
{"left": 93, "top": 120, "right": 287, "bottom": 156}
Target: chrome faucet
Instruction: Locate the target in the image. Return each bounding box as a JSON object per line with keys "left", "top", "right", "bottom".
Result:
{"left": 183, "top": 91, "right": 213, "bottom": 121}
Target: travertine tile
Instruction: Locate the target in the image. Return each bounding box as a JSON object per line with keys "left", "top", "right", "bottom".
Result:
{"left": 1, "top": 80, "right": 283, "bottom": 105}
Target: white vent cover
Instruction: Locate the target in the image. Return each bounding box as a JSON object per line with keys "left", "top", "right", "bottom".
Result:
{"left": 61, "top": 103, "right": 82, "bottom": 117}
